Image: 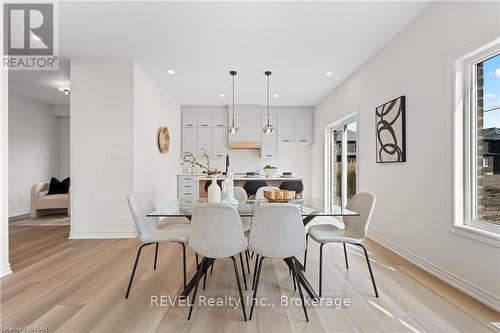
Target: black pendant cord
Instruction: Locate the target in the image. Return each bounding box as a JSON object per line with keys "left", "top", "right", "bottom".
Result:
{"left": 265, "top": 71, "right": 272, "bottom": 126}
{"left": 230, "top": 71, "right": 236, "bottom": 128}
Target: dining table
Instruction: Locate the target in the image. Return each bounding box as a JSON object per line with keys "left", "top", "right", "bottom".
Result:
{"left": 147, "top": 197, "right": 359, "bottom": 301}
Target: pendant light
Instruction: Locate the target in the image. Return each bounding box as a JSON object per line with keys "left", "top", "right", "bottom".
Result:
{"left": 263, "top": 71, "right": 274, "bottom": 135}
{"left": 228, "top": 71, "right": 239, "bottom": 134}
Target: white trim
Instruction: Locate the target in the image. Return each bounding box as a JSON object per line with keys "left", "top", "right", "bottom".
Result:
{"left": 0, "top": 263, "right": 12, "bottom": 278}
{"left": 368, "top": 232, "right": 500, "bottom": 312}
{"left": 324, "top": 113, "right": 358, "bottom": 211}
{"left": 69, "top": 230, "right": 137, "bottom": 239}
{"left": 8, "top": 208, "right": 30, "bottom": 218}
{"left": 451, "top": 30, "right": 500, "bottom": 244}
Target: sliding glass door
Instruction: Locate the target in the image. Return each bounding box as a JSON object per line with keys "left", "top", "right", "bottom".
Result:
{"left": 326, "top": 117, "right": 357, "bottom": 210}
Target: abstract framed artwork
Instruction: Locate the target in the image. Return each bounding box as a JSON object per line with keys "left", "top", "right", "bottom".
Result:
{"left": 375, "top": 95, "right": 406, "bottom": 163}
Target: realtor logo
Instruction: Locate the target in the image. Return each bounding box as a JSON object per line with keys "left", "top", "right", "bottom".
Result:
{"left": 3, "top": 2, "right": 58, "bottom": 70}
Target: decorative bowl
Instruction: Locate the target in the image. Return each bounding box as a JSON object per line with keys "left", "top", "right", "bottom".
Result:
{"left": 264, "top": 189, "right": 296, "bottom": 202}
{"left": 263, "top": 168, "right": 278, "bottom": 177}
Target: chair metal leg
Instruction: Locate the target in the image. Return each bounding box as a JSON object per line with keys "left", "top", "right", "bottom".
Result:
{"left": 292, "top": 268, "right": 297, "bottom": 291}
{"left": 239, "top": 253, "right": 248, "bottom": 290}
{"left": 210, "top": 260, "right": 214, "bottom": 275}
{"left": 252, "top": 254, "right": 260, "bottom": 290}
{"left": 356, "top": 243, "right": 379, "bottom": 297}
{"left": 250, "top": 256, "right": 264, "bottom": 320}
{"left": 231, "top": 257, "right": 247, "bottom": 321}
{"left": 291, "top": 257, "right": 309, "bottom": 322}
{"left": 154, "top": 242, "right": 159, "bottom": 270}
{"left": 188, "top": 258, "right": 206, "bottom": 320}
{"left": 245, "top": 250, "right": 251, "bottom": 274}
{"left": 203, "top": 266, "right": 208, "bottom": 290}
{"left": 125, "top": 243, "right": 154, "bottom": 298}
{"left": 195, "top": 253, "right": 199, "bottom": 267}
{"left": 181, "top": 243, "right": 187, "bottom": 288}
{"left": 343, "top": 243, "right": 349, "bottom": 269}
{"left": 303, "top": 233, "right": 309, "bottom": 271}
{"left": 319, "top": 243, "right": 324, "bottom": 297}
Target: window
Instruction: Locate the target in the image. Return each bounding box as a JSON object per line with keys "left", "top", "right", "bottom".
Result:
{"left": 453, "top": 38, "right": 500, "bottom": 245}
{"left": 326, "top": 116, "right": 357, "bottom": 210}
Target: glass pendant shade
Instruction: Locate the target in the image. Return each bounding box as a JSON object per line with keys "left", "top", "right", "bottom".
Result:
{"left": 263, "top": 124, "right": 274, "bottom": 134}
{"left": 228, "top": 125, "right": 239, "bottom": 134}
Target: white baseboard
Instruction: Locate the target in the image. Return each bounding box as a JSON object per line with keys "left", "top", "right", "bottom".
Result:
{"left": 8, "top": 208, "right": 29, "bottom": 218}
{"left": 368, "top": 232, "right": 500, "bottom": 312}
{"left": 69, "top": 230, "right": 137, "bottom": 239}
{"left": 0, "top": 263, "right": 12, "bottom": 278}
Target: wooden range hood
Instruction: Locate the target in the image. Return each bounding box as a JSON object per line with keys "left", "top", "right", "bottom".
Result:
{"left": 228, "top": 141, "right": 261, "bottom": 149}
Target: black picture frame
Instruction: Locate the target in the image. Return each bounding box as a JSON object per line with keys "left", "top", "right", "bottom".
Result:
{"left": 375, "top": 95, "right": 406, "bottom": 163}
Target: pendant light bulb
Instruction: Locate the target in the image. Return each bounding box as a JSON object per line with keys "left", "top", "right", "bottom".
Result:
{"left": 228, "top": 70, "right": 239, "bottom": 135}
{"left": 263, "top": 71, "right": 274, "bottom": 135}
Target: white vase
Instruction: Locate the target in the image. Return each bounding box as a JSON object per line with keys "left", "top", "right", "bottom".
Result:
{"left": 207, "top": 175, "right": 221, "bottom": 203}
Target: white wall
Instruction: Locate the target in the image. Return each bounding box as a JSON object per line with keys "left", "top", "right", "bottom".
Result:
{"left": 8, "top": 93, "right": 60, "bottom": 216}
{"left": 1, "top": 17, "right": 12, "bottom": 276}
{"left": 133, "top": 64, "right": 181, "bottom": 206}
{"left": 311, "top": 1, "right": 500, "bottom": 309}
{"left": 58, "top": 117, "right": 70, "bottom": 178}
{"left": 70, "top": 59, "right": 135, "bottom": 238}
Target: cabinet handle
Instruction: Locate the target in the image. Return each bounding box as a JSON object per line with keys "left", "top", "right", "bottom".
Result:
{"left": 265, "top": 154, "right": 273, "bottom": 157}
{"left": 216, "top": 155, "right": 224, "bottom": 157}
{"left": 184, "top": 185, "right": 191, "bottom": 188}
{"left": 183, "top": 178, "right": 191, "bottom": 180}
{"left": 217, "top": 124, "right": 224, "bottom": 127}
{"left": 186, "top": 124, "right": 193, "bottom": 127}
{"left": 282, "top": 139, "right": 290, "bottom": 142}
{"left": 184, "top": 193, "right": 191, "bottom": 195}
{"left": 300, "top": 139, "right": 308, "bottom": 142}
{"left": 201, "top": 124, "right": 208, "bottom": 127}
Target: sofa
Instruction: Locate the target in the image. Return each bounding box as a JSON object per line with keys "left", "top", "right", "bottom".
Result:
{"left": 31, "top": 182, "right": 71, "bottom": 218}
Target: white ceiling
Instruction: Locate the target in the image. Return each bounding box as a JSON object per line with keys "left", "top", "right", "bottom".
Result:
{"left": 9, "top": 1, "right": 432, "bottom": 106}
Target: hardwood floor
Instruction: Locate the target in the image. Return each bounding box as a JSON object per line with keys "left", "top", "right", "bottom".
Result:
{"left": 1, "top": 226, "right": 498, "bottom": 332}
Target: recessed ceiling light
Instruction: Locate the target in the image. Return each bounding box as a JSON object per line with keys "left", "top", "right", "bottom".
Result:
{"left": 167, "top": 69, "right": 175, "bottom": 75}
{"left": 219, "top": 93, "right": 225, "bottom": 98}
{"left": 58, "top": 87, "right": 65, "bottom": 91}
{"left": 273, "top": 94, "right": 279, "bottom": 98}
{"left": 325, "top": 71, "right": 333, "bottom": 76}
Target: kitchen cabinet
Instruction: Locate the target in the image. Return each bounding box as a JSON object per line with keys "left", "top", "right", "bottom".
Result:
{"left": 228, "top": 113, "right": 261, "bottom": 143}
{"left": 182, "top": 114, "right": 197, "bottom": 128}
{"left": 177, "top": 175, "right": 199, "bottom": 199}
{"left": 181, "top": 127, "right": 197, "bottom": 156}
{"left": 277, "top": 115, "right": 295, "bottom": 143}
{"left": 197, "top": 114, "right": 212, "bottom": 128}
{"left": 197, "top": 127, "right": 213, "bottom": 157}
{"left": 261, "top": 115, "right": 277, "bottom": 158}
{"left": 213, "top": 114, "right": 227, "bottom": 128}
{"left": 212, "top": 127, "right": 228, "bottom": 158}
{"left": 294, "top": 115, "right": 313, "bottom": 143}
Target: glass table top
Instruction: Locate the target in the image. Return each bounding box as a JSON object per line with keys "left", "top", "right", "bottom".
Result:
{"left": 147, "top": 198, "right": 358, "bottom": 218}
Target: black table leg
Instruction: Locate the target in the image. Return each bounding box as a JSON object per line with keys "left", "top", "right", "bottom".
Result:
{"left": 181, "top": 257, "right": 214, "bottom": 297}
{"left": 283, "top": 257, "right": 319, "bottom": 301}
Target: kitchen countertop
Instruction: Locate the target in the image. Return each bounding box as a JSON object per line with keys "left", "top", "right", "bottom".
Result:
{"left": 178, "top": 174, "right": 303, "bottom": 181}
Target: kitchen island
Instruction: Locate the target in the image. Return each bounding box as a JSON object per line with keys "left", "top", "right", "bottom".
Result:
{"left": 177, "top": 174, "right": 304, "bottom": 199}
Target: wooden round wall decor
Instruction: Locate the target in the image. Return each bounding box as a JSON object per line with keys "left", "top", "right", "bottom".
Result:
{"left": 158, "top": 127, "right": 170, "bottom": 154}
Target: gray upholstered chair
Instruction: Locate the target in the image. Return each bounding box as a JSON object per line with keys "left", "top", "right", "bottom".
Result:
{"left": 187, "top": 203, "right": 248, "bottom": 321}
{"left": 234, "top": 186, "right": 248, "bottom": 202}
{"left": 248, "top": 203, "right": 308, "bottom": 322}
{"left": 306, "top": 192, "right": 378, "bottom": 297}
{"left": 234, "top": 186, "right": 252, "bottom": 274}
{"left": 255, "top": 186, "right": 280, "bottom": 201}
{"left": 125, "top": 193, "right": 190, "bottom": 298}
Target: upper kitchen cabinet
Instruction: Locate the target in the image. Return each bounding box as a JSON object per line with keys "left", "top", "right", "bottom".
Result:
{"left": 197, "top": 127, "right": 213, "bottom": 157}
{"left": 212, "top": 127, "right": 228, "bottom": 158}
{"left": 197, "top": 114, "right": 212, "bottom": 128}
{"left": 212, "top": 114, "right": 227, "bottom": 128}
{"left": 294, "top": 115, "right": 313, "bottom": 143}
{"left": 261, "top": 115, "right": 277, "bottom": 158}
{"left": 277, "top": 115, "right": 295, "bottom": 143}
{"left": 228, "top": 113, "right": 262, "bottom": 146}
{"left": 181, "top": 127, "right": 197, "bottom": 156}
{"left": 182, "top": 114, "right": 197, "bottom": 128}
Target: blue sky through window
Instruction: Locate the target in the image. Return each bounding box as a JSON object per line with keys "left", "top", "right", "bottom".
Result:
{"left": 483, "top": 53, "right": 500, "bottom": 129}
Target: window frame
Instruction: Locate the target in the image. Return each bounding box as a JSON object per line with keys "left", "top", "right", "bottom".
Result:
{"left": 324, "top": 113, "right": 358, "bottom": 211}
{"left": 452, "top": 36, "right": 500, "bottom": 246}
